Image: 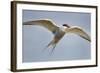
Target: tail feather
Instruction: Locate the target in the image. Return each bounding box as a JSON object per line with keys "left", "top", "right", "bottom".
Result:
{"left": 49, "top": 44, "right": 56, "bottom": 55}
{"left": 42, "top": 40, "right": 54, "bottom": 52}
{"left": 42, "top": 40, "right": 57, "bottom": 54}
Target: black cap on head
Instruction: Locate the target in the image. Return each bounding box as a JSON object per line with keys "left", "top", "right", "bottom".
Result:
{"left": 63, "top": 24, "right": 70, "bottom": 28}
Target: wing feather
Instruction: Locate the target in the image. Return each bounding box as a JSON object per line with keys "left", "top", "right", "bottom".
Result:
{"left": 23, "top": 19, "right": 59, "bottom": 33}
{"left": 65, "top": 27, "right": 91, "bottom": 42}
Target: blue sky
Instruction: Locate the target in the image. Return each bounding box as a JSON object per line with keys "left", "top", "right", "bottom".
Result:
{"left": 22, "top": 10, "right": 91, "bottom": 63}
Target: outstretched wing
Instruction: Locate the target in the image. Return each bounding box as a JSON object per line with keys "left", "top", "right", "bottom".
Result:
{"left": 23, "top": 19, "right": 59, "bottom": 34}
{"left": 65, "top": 26, "right": 91, "bottom": 42}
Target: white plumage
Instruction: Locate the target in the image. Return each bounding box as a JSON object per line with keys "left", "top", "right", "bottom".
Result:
{"left": 23, "top": 19, "right": 91, "bottom": 53}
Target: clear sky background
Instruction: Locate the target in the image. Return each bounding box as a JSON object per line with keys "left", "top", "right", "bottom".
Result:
{"left": 22, "top": 10, "right": 91, "bottom": 63}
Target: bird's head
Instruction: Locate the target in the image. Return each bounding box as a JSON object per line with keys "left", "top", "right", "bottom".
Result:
{"left": 63, "top": 24, "right": 70, "bottom": 28}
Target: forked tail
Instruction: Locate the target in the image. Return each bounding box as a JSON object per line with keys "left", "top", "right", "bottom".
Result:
{"left": 42, "top": 40, "right": 57, "bottom": 55}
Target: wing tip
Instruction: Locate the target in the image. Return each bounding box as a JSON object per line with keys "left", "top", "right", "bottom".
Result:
{"left": 23, "top": 18, "right": 53, "bottom": 25}
{"left": 23, "top": 21, "right": 32, "bottom": 25}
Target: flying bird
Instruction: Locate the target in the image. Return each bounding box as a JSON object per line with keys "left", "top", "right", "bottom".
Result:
{"left": 23, "top": 19, "right": 91, "bottom": 53}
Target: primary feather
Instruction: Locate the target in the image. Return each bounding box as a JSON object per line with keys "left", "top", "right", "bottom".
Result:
{"left": 23, "top": 19, "right": 59, "bottom": 34}
{"left": 65, "top": 26, "right": 91, "bottom": 42}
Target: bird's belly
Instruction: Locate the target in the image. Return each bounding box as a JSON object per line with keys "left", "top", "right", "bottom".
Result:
{"left": 56, "top": 32, "right": 65, "bottom": 38}
{"left": 54, "top": 31, "right": 65, "bottom": 43}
